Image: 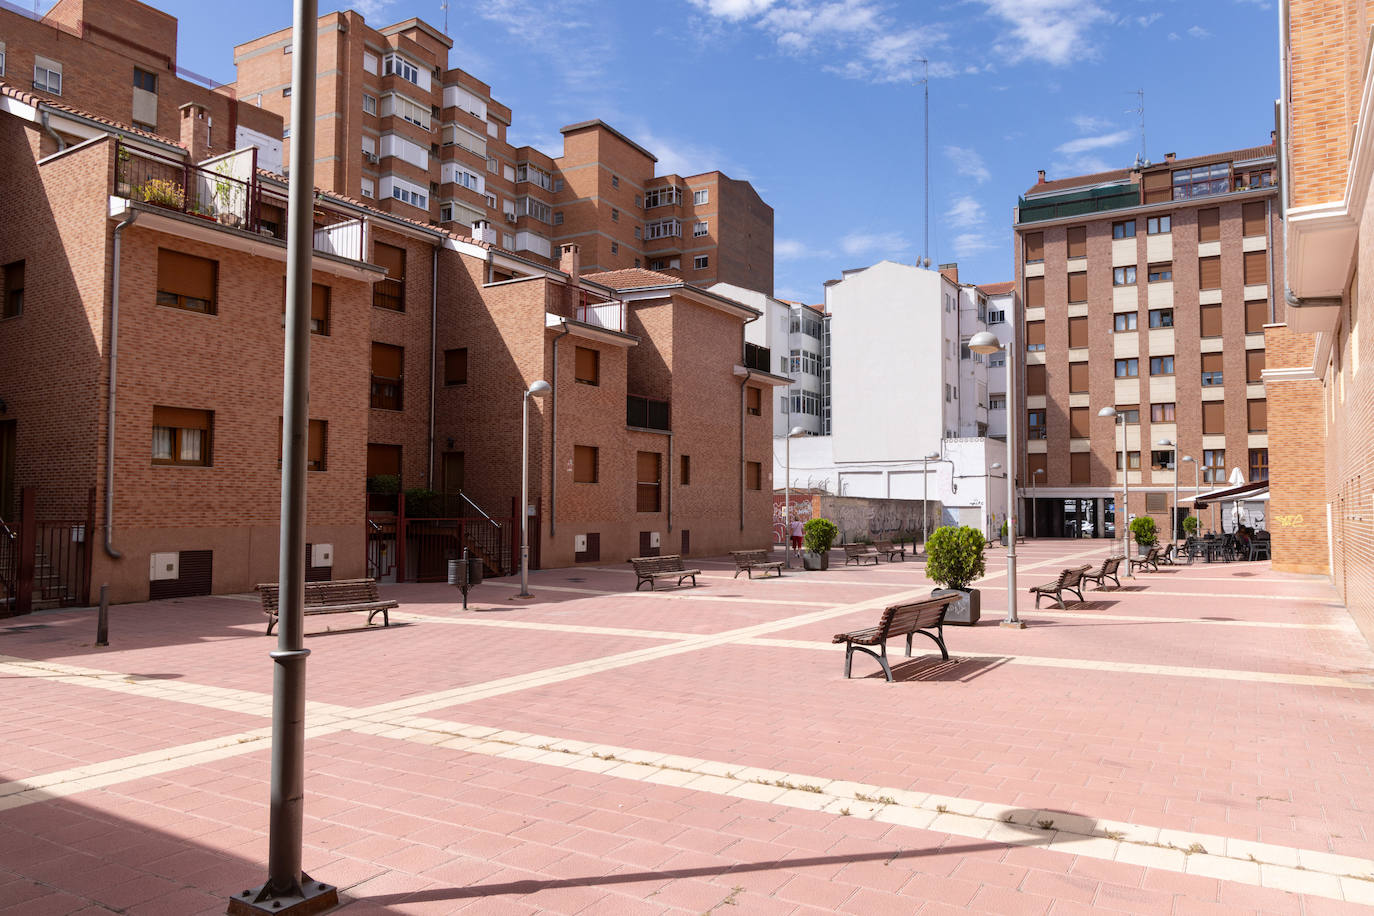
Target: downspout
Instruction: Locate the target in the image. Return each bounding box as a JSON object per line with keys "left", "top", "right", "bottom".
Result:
{"left": 549, "top": 321, "right": 571, "bottom": 535}
{"left": 40, "top": 110, "right": 67, "bottom": 153}
{"left": 427, "top": 245, "right": 438, "bottom": 489}
{"left": 740, "top": 370, "right": 752, "bottom": 532}
{"left": 104, "top": 209, "right": 139, "bottom": 559}
{"left": 666, "top": 429, "right": 674, "bottom": 534}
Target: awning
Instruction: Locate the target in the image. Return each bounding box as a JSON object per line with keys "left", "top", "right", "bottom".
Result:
{"left": 1178, "top": 480, "right": 1269, "bottom": 504}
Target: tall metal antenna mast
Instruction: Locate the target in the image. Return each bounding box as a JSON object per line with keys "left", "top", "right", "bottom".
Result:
{"left": 441, "top": 0, "right": 449, "bottom": 34}
{"left": 918, "top": 58, "right": 929, "bottom": 267}
{"left": 1127, "top": 88, "right": 1146, "bottom": 165}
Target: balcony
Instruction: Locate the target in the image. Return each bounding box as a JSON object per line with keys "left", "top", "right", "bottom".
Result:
{"left": 546, "top": 280, "right": 625, "bottom": 332}
{"left": 115, "top": 141, "right": 368, "bottom": 262}
{"left": 627, "top": 394, "right": 670, "bottom": 431}
{"left": 743, "top": 342, "right": 772, "bottom": 372}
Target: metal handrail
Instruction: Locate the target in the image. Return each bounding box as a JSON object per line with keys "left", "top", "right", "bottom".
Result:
{"left": 458, "top": 490, "right": 501, "bottom": 528}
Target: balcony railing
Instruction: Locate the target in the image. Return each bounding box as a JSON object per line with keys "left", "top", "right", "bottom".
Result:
{"left": 743, "top": 342, "right": 772, "bottom": 372}
{"left": 546, "top": 280, "right": 624, "bottom": 332}
{"left": 627, "top": 394, "right": 670, "bottom": 431}
{"left": 114, "top": 141, "right": 367, "bottom": 261}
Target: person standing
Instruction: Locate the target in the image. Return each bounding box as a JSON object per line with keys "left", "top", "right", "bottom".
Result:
{"left": 790, "top": 517, "right": 805, "bottom": 552}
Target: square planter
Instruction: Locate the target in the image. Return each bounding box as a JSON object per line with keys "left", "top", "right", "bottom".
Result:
{"left": 802, "top": 550, "right": 829, "bottom": 571}
{"left": 933, "top": 587, "right": 980, "bottom": 626}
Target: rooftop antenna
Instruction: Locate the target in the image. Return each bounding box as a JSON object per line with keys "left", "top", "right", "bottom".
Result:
{"left": 441, "top": 0, "right": 449, "bottom": 34}
{"left": 917, "top": 58, "right": 930, "bottom": 266}
{"left": 1127, "top": 88, "right": 1147, "bottom": 167}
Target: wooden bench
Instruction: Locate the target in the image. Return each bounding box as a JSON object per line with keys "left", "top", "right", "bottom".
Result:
{"left": 1028, "top": 565, "right": 1091, "bottom": 609}
{"left": 257, "top": 578, "right": 398, "bottom": 636}
{"left": 729, "top": 549, "right": 783, "bottom": 579}
{"left": 831, "top": 594, "right": 960, "bottom": 681}
{"left": 1128, "top": 545, "right": 1163, "bottom": 574}
{"left": 630, "top": 554, "right": 701, "bottom": 591}
{"left": 843, "top": 543, "right": 881, "bottom": 566}
{"left": 872, "top": 539, "right": 905, "bottom": 562}
{"left": 1081, "top": 556, "right": 1123, "bottom": 590}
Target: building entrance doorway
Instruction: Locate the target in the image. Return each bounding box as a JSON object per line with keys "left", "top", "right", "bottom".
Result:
{"left": 0, "top": 420, "right": 14, "bottom": 521}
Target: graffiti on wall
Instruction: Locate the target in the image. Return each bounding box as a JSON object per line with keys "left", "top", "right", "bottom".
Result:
{"left": 772, "top": 495, "right": 815, "bottom": 544}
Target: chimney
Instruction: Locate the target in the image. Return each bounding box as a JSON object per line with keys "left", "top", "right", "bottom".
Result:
{"left": 179, "top": 102, "right": 211, "bottom": 161}
{"left": 1036, "top": 169, "right": 1046, "bottom": 185}
{"left": 1270, "top": 129, "right": 1277, "bottom": 145}
{"left": 938, "top": 262, "right": 959, "bottom": 283}
{"left": 559, "top": 243, "right": 581, "bottom": 281}
{"left": 1165, "top": 152, "right": 1176, "bottom": 163}
{"left": 470, "top": 219, "right": 497, "bottom": 245}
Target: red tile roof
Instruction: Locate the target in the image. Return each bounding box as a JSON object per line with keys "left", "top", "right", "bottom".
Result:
{"left": 583, "top": 268, "right": 684, "bottom": 290}
{"left": 977, "top": 281, "right": 1015, "bottom": 296}
{"left": 0, "top": 80, "right": 185, "bottom": 149}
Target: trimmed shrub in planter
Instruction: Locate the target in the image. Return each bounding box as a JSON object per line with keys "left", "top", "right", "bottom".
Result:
{"left": 926, "top": 524, "right": 986, "bottom": 625}
{"left": 802, "top": 517, "right": 838, "bottom": 571}
{"left": 1182, "top": 515, "right": 1200, "bottom": 536}
{"left": 1129, "top": 515, "right": 1158, "bottom": 549}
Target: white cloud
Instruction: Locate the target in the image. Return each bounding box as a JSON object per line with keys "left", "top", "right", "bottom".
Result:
{"left": 775, "top": 238, "right": 828, "bottom": 260}
{"left": 1056, "top": 130, "right": 1132, "bottom": 155}
{"left": 351, "top": 0, "right": 395, "bottom": 17}
{"left": 840, "top": 231, "right": 910, "bottom": 258}
{"left": 1188, "top": 25, "right": 1211, "bottom": 38}
{"left": 687, "top": 0, "right": 777, "bottom": 19}
{"left": 946, "top": 145, "right": 991, "bottom": 184}
{"left": 1071, "top": 114, "right": 1115, "bottom": 133}
{"left": 954, "top": 233, "right": 993, "bottom": 257}
{"left": 948, "top": 195, "right": 984, "bottom": 229}
{"left": 978, "top": 0, "right": 1113, "bottom": 67}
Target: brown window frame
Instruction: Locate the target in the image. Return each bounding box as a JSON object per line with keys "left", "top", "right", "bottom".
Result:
{"left": 1067, "top": 315, "right": 1089, "bottom": 348}
{"left": 372, "top": 241, "right": 406, "bottom": 311}
{"left": 636, "top": 451, "right": 662, "bottom": 513}
{"left": 1113, "top": 266, "right": 1137, "bottom": 286}
{"left": 1245, "top": 349, "right": 1265, "bottom": 383}
{"left": 1243, "top": 249, "right": 1268, "bottom": 285}
{"left": 1149, "top": 355, "right": 1174, "bottom": 377}
{"left": 1070, "top": 452, "right": 1092, "bottom": 484}
{"left": 1147, "top": 262, "right": 1173, "bottom": 283}
{"left": 1150, "top": 402, "right": 1176, "bottom": 422}
{"left": 1201, "top": 352, "right": 1224, "bottom": 386}
{"left": 444, "top": 347, "right": 468, "bottom": 386}
{"left": 1115, "top": 358, "right": 1138, "bottom": 378}
{"left": 746, "top": 386, "right": 762, "bottom": 416}
{"left": 156, "top": 249, "right": 218, "bottom": 315}
{"left": 2, "top": 260, "right": 23, "bottom": 319}
{"left": 573, "top": 445, "right": 598, "bottom": 483}
{"left": 1199, "top": 255, "right": 1221, "bottom": 290}
{"left": 1115, "top": 451, "right": 1142, "bottom": 470}
{"left": 1027, "top": 409, "right": 1046, "bottom": 440}
{"left": 1247, "top": 398, "right": 1267, "bottom": 433}
{"left": 152, "top": 407, "right": 213, "bottom": 467}
{"left": 746, "top": 460, "right": 762, "bottom": 491}
{"left": 370, "top": 342, "right": 404, "bottom": 411}
{"left": 1244, "top": 300, "right": 1269, "bottom": 334}
{"left": 1069, "top": 406, "right": 1090, "bottom": 438}
{"left": 1068, "top": 361, "right": 1089, "bottom": 394}
{"left": 574, "top": 346, "right": 600, "bottom": 386}
{"left": 1066, "top": 225, "right": 1087, "bottom": 258}
{"left": 1025, "top": 319, "right": 1046, "bottom": 351}
{"left": 1198, "top": 207, "right": 1220, "bottom": 243}
{"left": 680, "top": 454, "right": 690, "bottom": 486}
{"left": 1249, "top": 448, "right": 1268, "bottom": 481}
{"left": 1024, "top": 231, "right": 1044, "bottom": 262}
{"left": 1201, "top": 401, "right": 1225, "bottom": 435}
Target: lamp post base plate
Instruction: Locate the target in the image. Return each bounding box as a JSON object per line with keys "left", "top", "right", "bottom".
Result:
{"left": 227, "top": 874, "right": 339, "bottom": 915}
{"left": 1000, "top": 620, "right": 1027, "bottom": 630}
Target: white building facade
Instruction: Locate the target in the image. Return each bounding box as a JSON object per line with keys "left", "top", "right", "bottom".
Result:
{"left": 717, "top": 283, "right": 826, "bottom": 438}
{"left": 978, "top": 282, "right": 1016, "bottom": 440}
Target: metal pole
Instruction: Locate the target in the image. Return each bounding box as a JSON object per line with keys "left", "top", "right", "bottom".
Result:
{"left": 230, "top": 0, "right": 337, "bottom": 911}
{"left": 1172, "top": 448, "right": 1179, "bottom": 543}
{"left": 784, "top": 435, "right": 791, "bottom": 568}
{"left": 1003, "top": 342, "right": 1022, "bottom": 628}
{"left": 96, "top": 584, "right": 109, "bottom": 647}
{"left": 1121, "top": 417, "right": 1132, "bottom": 577}
{"left": 519, "top": 390, "right": 532, "bottom": 598}
{"left": 922, "top": 457, "right": 928, "bottom": 549}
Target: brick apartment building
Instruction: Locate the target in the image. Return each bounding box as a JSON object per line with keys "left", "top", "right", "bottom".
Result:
{"left": 1266, "top": 1, "right": 1374, "bottom": 648}
{"left": 233, "top": 15, "right": 773, "bottom": 292}
{"left": 1012, "top": 144, "right": 1283, "bottom": 540}
{"left": 0, "top": 78, "right": 778, "bottom": 607}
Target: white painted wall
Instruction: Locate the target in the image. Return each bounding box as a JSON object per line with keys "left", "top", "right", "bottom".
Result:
{"left": 714, "top": 282, "right": 824, "bottom": 437}
{"left": 983, "top": 289, "right": 1015, "bottom": 439}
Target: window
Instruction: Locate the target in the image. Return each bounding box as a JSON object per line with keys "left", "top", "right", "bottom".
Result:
{"left": 1243, "top": 250, "right": 1268, "bottom": 285}
{"left": 1175, "top": 164, "right": 1231, "bottom": 200}
{"left": 1147, "top": 215, "right": 1171, "bottom": 235}
{"left": 156, "top": 250, "right": 217, "bottom": 314}
{"left": 574, "top": 346, "right": 599, "bottom": 385}
{"left": 1112, "top": 220, "right": 1136, "bottom": 239}
{"left": 610, "top": 242, "right": 619, "bottom": 255}
{"left": 0, "top": 42, "right": 5, "bottom": 77}
{"left": 1242, "top": 201, "right": 1267, "bottom": 238}
{"left": 1027, "top": 410, "right": 1046, "bottom": 439}
{"left": 1246, "top": 350, "right": 1265, "bottom": 383}
{"left": 362, "top": 93, "right": 377, "bottom": 115}
{"left": 747, "top": 387, "right": 761, "bottom": 416}
{"left": 306, "top": 283, "right": 330, "bottom": 335}
{"left": 1024, "top": 231, "right": 1044, "bottom": 262}
{"left": 988, "top": 309, "right": 1006, "bottom": 324}
{"left": 1066, "top": 225, "right": 1087, "bottom": 258}
{"left": 1150, "top": 355, "right": 1174, "bottom": 376}
{"left": 1068, "top": 316, "right": 1089, "bottom": 348}
{"left": 33, "top": 57, "right": 61, "bottom": 95}
{"left": 1202, "top": 352, "right": 1224, "bottom": 386}
{"left": 637, "top": 451, "right": 661, "bottom": 512}
{"left": 1115, "top": 358, "right": 1138, "bottom": 378}
{"left": 693, "top": 189, "right": 709, "bottom": 205}
{"left": 645, "top": 218, "right": 680, "bottom": 240}
{"left": 1115, "top": 312, "right": 1138, "bottom": 332}
{"left": 1151, "top": 402, "right": 1176, "bottom": 422}
{"left": 1199, "top": 255, "right": 1221, "bottom": 290}
{"left": 486, "top": 157, "right": 498, "bottom": 173}
{"left": 1200, "top": 303, "right": 1223, "bottom": 337}
{"left": 1025, "top": 320, "right": 1045, "bottom": 351}
{"left": 1198, "top": 207, "right": 1221, "bottom": 242}
{"left": 1203, "top": 449, "right": 1226, "bottom": 483}
{"left": 746, "top": 461, "right": 762, "bottom": 491}
{"left": 611, "top": 208, "right": 619, "bottom": 222}
{"left": 389, "top": 180, "right": 427, "bottom": 210}
{"left": 152, "top": 407, "right": 212, "bottom": 466}
{"left": 1024, "top": 275, "right": 1044, "bottom": 309}
{"left": 611, "top": 175, "right": 620, "bottom": 189}
{"left": 1147, "top": 308, "right": 1173, "bottom": 329}
{"left": 988, "top": 350, "right": 1006, "bottom": 368}
{"left": 1069, "top": 406, "right": 1090, "bottom": 437}
{"left": 370, "top": 342, "right": 404, "bottom": 410}
{"left": 1245, "top": 300, "right": 1269, "bottom": 334}
{"left": 1067, "top": 271, "right": 1087, "bottom": 303}
{"left": 1115, "top": 451, "right": 1141, "bottom": 470}
{"left": 694, "top": 221, "right": 708, "bottom": 237}
{"left": 382, "top": 54, "right": 420, "bottom": 84}
{"left": 573, "top": 445, "right": 598, "bottom": 483}
{"left": 1116, "top": 406, "right": 1140, "bottom": 423}
{"left": 989, "top": 395, "right": 1006, "bottom": 410}
{"left": 633, "top": 227, "right": 641, "bottom": 239}
{"left": 644, "top": 186, "right": 682, "bottom": 208}
{"left": 1113, "top": 266, "right": 1137, "bottom": 286}
{"left": 1202, "top": 400, "right": 1225, "bottom": 435}
{"left": 1248, "top": 398, "right": 1267, "bottom": 432}
{"left": 361, "top": 178, "right": 374, "bottom": 198}
{"left": 1026, "top": 364, "right": 1046, "bottom": 396}
{"left": 694, "top": 255, "right": 709, "bottom": 270}
{"left": 373, "top": 242, "right": 405, "bottom": 310}
{"left": 282, "top": 126, "right": 291, "bottom": 140}
{"left": 680, "top": 454, "right": 691, "bottom": 486}
{"left": 1249, "top": 448, "right": 1269, "bottom": 482}
{"left": 2, "top": 260, "right": 23, "bottom": 319}
{"left": 1071, "top": 452, "right": 1091, "bottom": 484}
{"left": 1069, "top": 362, "right": 1089, "bottom": 393}
{"left": 283, "top": 86, "right": 292, "bottom": 98}
{"left": 133, "top": 67, "right": 157, "bottom": 93}
{"left": 944, "top": 383, "right": 952, "bottom": 403}
{"left": 444, "top": 348, "right": 468, "bottom": 385}
{"left": 277, "top": 418, "right": 328, "bottom": 471}
{"left": 1147, "top": 263, "right": 1173, "bottom": 283}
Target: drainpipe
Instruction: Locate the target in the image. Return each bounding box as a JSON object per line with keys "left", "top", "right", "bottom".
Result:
{"left": 740, "top": 370, "right": 753, "bottom": 532}
{"left": 427, "top": 244, "right": 438, "bottom": 489}
{"left": 40, "top": 110, "right": 66, "bottom": 153}
{"left": 549, "top": 321, "right": 571, "bottom": 535}
{"left": 104, "top": 209, "right": 138, "bottom": 558}
{"left": 666, "top": 430, "right": 674, "bottom": 534}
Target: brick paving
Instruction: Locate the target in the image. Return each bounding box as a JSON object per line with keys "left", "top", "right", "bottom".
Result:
{"left": 2, "top": 541, "right": 1373, "bottom": 914}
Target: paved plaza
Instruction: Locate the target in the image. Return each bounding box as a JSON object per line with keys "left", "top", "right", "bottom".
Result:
{"left": 2, "top": 541, "right": 1373, "bottom": 914}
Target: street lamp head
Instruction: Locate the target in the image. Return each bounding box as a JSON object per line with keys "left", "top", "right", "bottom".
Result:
{"left": 967, "top": 330, "right": 1003, "bottom": 355}
{"left": 1157, "top": 438, "right": 1174, "bottom": 447}
{"left": 787, "top": 426, "right": 809, "bottom": 438}
{"left": 1033, "top": 467, "right": 1045, "bottom": 476}
{"left": 526, "top": 380, "right": 551, "bottom": 397}
{"left": 1180, "top": 455, "right": 1196, "bottom": 463}
{"left": 924, "top": 451, "right": 940, "bottom": 460}
{"left": 1097, "top": 406, "right": 1117, "bottom": 418}
{"left": 991, "top": 462, "right": 1002, "bottom": 469}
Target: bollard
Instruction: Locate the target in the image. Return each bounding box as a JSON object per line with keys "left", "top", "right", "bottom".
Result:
{"left": 95, "top": 584, "right": 109, "bottom": 646}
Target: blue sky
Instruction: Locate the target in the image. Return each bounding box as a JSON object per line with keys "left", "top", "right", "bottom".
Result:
{"left": 116, "top": 0, "right": 1278, "bottom": 303}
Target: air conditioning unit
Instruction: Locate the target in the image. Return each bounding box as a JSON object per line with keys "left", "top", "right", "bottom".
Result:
{"left": 504, "top": 212, "right": 517, "bottom": 223}
{"left": 364, "top": 151, "right": 379, "bottom": 164}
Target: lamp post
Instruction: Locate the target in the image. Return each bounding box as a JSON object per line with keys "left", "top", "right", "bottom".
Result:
{"left": 1098, "top": 406, "right": 1132, "bottom": 577}
{"left": 784, "top": 425, "right": 807, "bottom": 567}
{"left": 1031, "top": 467, "right": 1045, "bottom": 539}
{"left": 989, "top": 461, "right": 1003, "bottom": 542}
{"left": 969, "top": 331, "right": 1022, "bottom": 628}
{"left": 1158, "top": 438, "right": 1177, "bottom": 542}
{"left": 518, "top": 380, "right": 551, "bottom": 599}
{"left": 1180, "top": 455, "right": 1198, "bottom": 555}
{"left": 921, "top": 450, "right": 940, "bottom": 552}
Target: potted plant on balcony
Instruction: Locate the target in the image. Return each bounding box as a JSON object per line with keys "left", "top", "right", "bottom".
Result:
{"left": 210, "top": 161, "right": 246, "bottom": 228}
{"left": 801, "top": 517, "right": 837, "bottom": 571}
{"left": 137, "top": 177, "right": 185, "bottom": 211}
{"left": 926, "top": 524, "right": 985, "bottom": 626}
